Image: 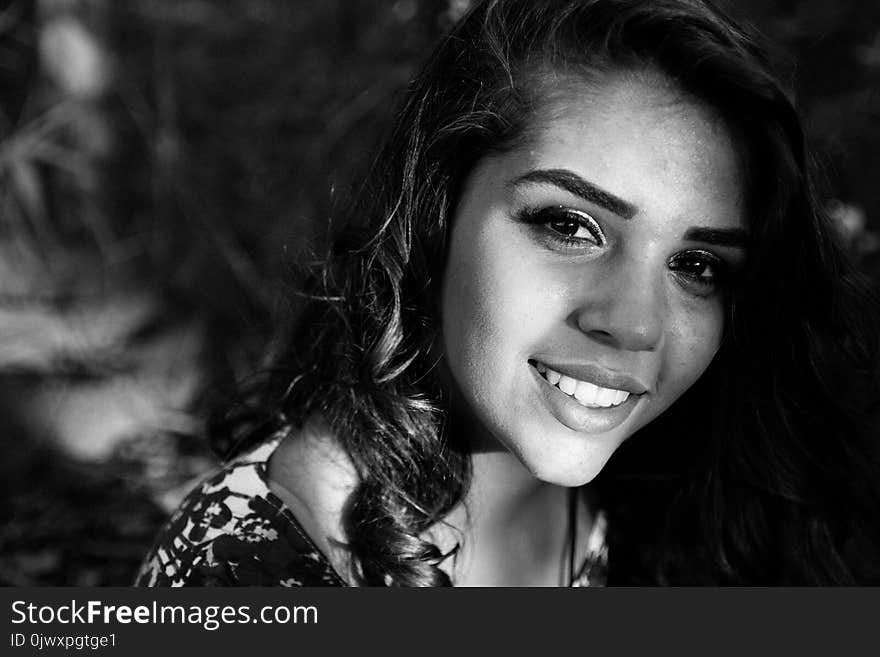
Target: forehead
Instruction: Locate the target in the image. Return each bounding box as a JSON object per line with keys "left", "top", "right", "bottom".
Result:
{"left": 510, "top": 72, "right": 745, "bottom": 228}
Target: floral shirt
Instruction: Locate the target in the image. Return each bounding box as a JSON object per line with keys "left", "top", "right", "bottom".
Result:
{"left": 135, "top": 438, "right": 608, "bottom": 587}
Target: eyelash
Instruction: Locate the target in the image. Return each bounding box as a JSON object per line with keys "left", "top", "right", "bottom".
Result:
{"left": 667, "top": 250, "right": 728, "bottom": 297}
{"left": 516, "top": 205, "right": 730, "bottom": 297}
{"left": 516, "top": 206, "right": 606, "bottom": 247}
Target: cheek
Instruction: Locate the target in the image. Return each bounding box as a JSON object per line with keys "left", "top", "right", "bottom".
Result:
{"left": 441, "top": 223, "right": 553, "bottom": 381}
{"left": 664, "top": 302, "right": 725, "bottom": 394}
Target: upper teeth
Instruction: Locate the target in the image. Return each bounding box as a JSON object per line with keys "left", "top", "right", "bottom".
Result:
{"left": 535, "top": 362, "right": 630, "bottom": 408}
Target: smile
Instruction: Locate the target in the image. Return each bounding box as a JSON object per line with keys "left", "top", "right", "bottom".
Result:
{"left": 531, "top": 361, "right": 630, "bottom": 408}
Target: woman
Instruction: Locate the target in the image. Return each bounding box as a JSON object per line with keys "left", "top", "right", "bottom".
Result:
{"left": 137, "top": 0, "right": 880, "bottom": 586}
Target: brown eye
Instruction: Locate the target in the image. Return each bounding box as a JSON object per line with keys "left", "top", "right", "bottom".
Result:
{"left": 524, "top": 206, "right": 605, "bottom": 246}
{"left": 676, "top": 256, "right": 713, "bottom": 278}
{"left": 549, "top": 217, "right": 582, "bottom": 237}
{"left": 668, "top": 250, "right": 727, "bottom": 297}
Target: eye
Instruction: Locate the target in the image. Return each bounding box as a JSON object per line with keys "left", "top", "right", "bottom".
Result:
{"left": 668, "top": 250, "right": 727, "bottom": 296}
{"left": 518, "top": 206, "right": 606, "bottom": 247}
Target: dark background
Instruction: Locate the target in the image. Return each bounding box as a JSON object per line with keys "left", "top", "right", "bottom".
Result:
{"left": 1, "top": 0, "right": 878, "bottom": 585}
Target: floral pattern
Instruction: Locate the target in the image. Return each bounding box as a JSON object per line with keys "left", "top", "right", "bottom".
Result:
{"left": 136, "top": 437, "right": 608, "bottom": 587}
{"left": 135, "top": 439, "right": 346, "bottom": 586}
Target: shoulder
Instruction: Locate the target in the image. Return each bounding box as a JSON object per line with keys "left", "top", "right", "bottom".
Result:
{"left": 266, "top": 418, "right": 358, "bottom": 576}
{"left": 135, "top": 437, "right": 346, "bottom": 587}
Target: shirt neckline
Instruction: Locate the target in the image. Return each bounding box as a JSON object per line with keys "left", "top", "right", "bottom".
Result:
{"left": 235, "top": 434, "right": 607, "bottom": 587}
{"left": 232, "top": 436, "right": 350, "bottom": 586}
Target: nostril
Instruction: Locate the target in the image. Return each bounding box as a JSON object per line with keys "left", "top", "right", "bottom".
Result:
{"left": 583, "top": 323, "right": 661, "bottom": 352}
{"left": 573, "top": 301, "right": 663, "bottom": 352}
{"left": 587, "top": 328, "right": 615, "bottom": 344}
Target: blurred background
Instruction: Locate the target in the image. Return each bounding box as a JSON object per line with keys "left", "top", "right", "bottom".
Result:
{"left": 0, "top": 0, "right": 878, "bottom": 586}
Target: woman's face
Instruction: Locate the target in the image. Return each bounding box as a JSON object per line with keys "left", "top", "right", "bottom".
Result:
{"left": 440, "top": 73, "right": 747, "bottom": 486}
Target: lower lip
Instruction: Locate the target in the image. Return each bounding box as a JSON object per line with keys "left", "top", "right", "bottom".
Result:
{"left": 529, "top": 363, "right": 641, "bottom": 434}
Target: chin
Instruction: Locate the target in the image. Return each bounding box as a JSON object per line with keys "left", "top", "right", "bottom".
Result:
{"left": 515, "top": 435, "right": 619, "bottom": 487}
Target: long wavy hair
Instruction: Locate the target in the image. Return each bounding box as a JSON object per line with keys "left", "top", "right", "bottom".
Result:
{"left": 212, "top": 0, "right": 880, "bottom": 585}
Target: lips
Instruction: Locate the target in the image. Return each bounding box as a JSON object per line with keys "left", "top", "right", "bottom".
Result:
{"left": 527, "top": 359, "right": 647, "bottom": 434}
{"left": 529, "top": 359, "right": 649, "bottom": 396}
{"left": 534, "top": 361, "right": 630, "bottom": 408}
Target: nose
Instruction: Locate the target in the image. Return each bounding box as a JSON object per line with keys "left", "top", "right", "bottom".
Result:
{"left": 574, "top": 259, "right": 664, "bottom": 352}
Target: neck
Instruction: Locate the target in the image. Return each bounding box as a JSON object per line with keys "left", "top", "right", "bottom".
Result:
{"left": 455, "top": 448, "right": 554, "bottom": 529}
{"left": 268, "top": 415, "right": 594, "bottom": 586}
{"left": 433, "top": 446, "right": 582, "bottom": 586}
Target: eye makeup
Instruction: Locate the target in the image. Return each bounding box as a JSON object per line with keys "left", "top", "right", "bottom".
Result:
{"left": 513, "top": 201, "right": 738, "bottom": 299}
{"left": 667, "top": 249, "right": 731, "bottom": 297}
{"left": 515, "top": 205, "right": 607, "bottom": 248}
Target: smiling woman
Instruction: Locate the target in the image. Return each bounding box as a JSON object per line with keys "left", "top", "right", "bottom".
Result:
{"left": 137, "top": 0, "right": 880, "bottom": 587}
{"left": 441, "top": 76, "right": 743, "bottom": 486}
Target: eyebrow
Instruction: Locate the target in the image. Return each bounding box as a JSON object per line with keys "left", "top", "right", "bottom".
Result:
{"left": 511, "top": 168, "right": 638, "bottom": 220}
{"left": 683, "top": 227, "right": 749, "bottom": 249}
{"left": 512, "top": 168, "right": 748, "bottom": 248}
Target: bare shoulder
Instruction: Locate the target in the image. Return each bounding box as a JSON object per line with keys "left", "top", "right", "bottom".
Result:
{"left": 267, "top": 417, "right": 358, "bottom": 577}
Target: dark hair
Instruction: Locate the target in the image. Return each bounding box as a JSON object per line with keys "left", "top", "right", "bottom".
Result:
{"left": 213, "top": 0, "right": 880, "bottom": 585}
